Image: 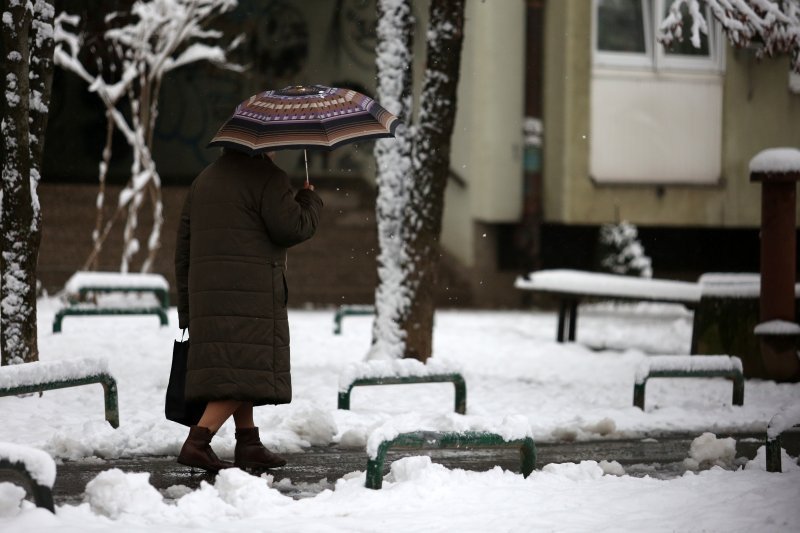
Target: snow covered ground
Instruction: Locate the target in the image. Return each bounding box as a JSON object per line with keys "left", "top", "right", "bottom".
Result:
{"left": 1, "top": 298, "right": 799, "bottom": 531}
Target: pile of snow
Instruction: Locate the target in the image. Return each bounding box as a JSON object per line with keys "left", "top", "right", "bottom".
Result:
{"left": 749, "top": 148, "right": 800, "bottom": 174}
{"left": 2, "top": 458, "right": 798, "bottom": 531}
{"left": 682, "top": 432, "right": 737, "bottom": 471}
{"left": 0, "top": 484, "right": 27, "bottom": 519}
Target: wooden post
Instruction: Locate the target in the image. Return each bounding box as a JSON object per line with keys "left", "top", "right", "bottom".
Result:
{"left": 750, "top": 148, "right": 800, "bottom": 382}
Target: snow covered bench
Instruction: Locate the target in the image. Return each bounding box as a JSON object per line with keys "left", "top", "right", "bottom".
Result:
{"left": 514, "top": 269, "right": 701, "bottom": 342}
{"left": 53, "top": 271, "right": 170, "bottom": 333}
{"left": 0, "top": 357, "right": 119, "bottom": 428}
{"left": 333, "top": 304, "right": 375, "bottom": 334}
{"left": 338, "top": 359, "right": 467, "bottom": 414}
{"left": 633, "top": 355, "right": 744, "bottom": 410}
{"left": 365, "top": 417, "right": 535, "bottom": 489}
{"left": 0, "top": 442, "right": 56, "bottom": 512}
{"left": 766, "top": 405, "right": 800, "bottom": 473}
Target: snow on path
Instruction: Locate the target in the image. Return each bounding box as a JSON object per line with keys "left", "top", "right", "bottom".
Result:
{"left": 0, "top": 298, "right": 798, "bottom": 531}
{"left": 0, "top": 299, "right": 796, "bottom": 461}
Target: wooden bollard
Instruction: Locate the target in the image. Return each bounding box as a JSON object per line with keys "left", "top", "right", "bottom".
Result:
{"left": 750, "top": 148, "right": 800, "bottom": 382}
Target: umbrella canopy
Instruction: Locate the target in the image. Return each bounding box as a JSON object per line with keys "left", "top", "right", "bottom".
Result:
{"left": 208, "top": 85, "right": 400, "bottom": 155}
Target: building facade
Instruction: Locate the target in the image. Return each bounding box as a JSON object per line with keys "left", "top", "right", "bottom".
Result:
{"left": 40, "top": 0, "right": 800, "bottom": 306}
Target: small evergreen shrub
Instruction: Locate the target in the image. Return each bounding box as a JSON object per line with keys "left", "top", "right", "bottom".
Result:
{"left": 598, "top": 221, "right": 653, "bottom": 278}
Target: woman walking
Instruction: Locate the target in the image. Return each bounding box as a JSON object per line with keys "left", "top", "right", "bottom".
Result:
{"left": 174, "top": 148, "right": 323, "bottom": 472}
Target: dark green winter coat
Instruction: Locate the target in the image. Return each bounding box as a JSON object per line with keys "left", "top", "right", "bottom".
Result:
{"left": 175, "top": 150, "right": 322, "bottom": 405}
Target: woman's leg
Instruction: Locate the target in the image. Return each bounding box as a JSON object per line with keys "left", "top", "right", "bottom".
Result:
{"left": 197, "top": 400, "right": 241, "bottom": 433}
{"left": 232, "top": 402, "right": 255, "bottom": 429}
{"left": 178, "top": 400, "right": 240, "bottom": 472}
{"left": 232, "top": 402, "right": 285, "bottom": 469}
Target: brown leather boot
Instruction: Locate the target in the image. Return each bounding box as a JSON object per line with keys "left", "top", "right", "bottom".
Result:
{"left": 234, "top": 427, "right": 287, "bottom": 470}
{"left": 177, "top": 426, "right": 234, "bottom": 473}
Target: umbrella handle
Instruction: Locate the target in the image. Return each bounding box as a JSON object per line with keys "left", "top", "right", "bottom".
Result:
{"left": 304, "top": 149, "right": 310, "bottom": 187}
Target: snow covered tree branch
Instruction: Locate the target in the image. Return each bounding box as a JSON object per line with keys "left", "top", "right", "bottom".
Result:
{"left": 660, "top": 0, "right": 800, "bottom": 73}
{"left": 1, "top": 0, "right": 56, "bottom": 365}
{"left": 53, "top": 0, "right": 241, "bottom": 274}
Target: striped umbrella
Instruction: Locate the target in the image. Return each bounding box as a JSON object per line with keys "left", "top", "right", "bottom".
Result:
{"left": 208, "top": 85, "right": 400, "bottom": 183}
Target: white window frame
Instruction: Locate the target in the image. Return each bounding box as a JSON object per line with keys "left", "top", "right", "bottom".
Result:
{"left": 593, "top": 0, "right": 654, "bottom": 69}
{"left": 592, "top": 0, "right": 724, "bottom": 73}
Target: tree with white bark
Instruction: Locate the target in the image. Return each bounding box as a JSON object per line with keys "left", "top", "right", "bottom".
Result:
{"left": 661, "top": 0, "right": 800, "bottom": 73}
{"left": 1, "top": 0, "right": 55, "bottom": 365}
{"left": 370, "top": 0, "right": 466, "bottom": 362}
{"left": 53, "top": 0, "right": 241, "bottom": 274}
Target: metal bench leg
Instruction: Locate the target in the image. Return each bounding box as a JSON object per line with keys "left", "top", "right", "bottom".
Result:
{"left": 333, "top": 310, "right": 343, "bottom": 335}
{"left": 52, "top": 311, "right": 65, "bottom": 333}
{"left": 366, "top": 441, "right": 391, "bottom": 489}
{"left": 101, "top": 378, "right": 120, "bottom": 428}
{"left": 0, "top": 460, "right": 54, "bottom": 512}
{"left": 453, "top": 377, "right": 467, "bottom": 415}
{"left": 31, "top": 481, "right": 55, "bottom": 512}
{"left": 520, "top": 438, "right": 537, "bottom": 477}
{"left": 732, "top": 375, "right": 744, "bottom": 406}
{"left": 156, "top": 309, "right": 168, "bottom": 327}
{"left": 557, "top": 301, "right": 568, "bottom": 342}
{"left": 633, "top": 382, "right": 646, "bottom": 410}
{"left": 766, "top": 437, "right": 782, "bottom": 472}
{"left": 338, "top": 389, "right": 352, "bottom": 410}
{"left": 567, "top": 299, "right": 578, "bottom": 342}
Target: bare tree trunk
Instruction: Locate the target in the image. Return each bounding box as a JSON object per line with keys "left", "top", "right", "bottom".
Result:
{"left": 400, "top": 0, "right": 466, "bottom": 361}
{"left": 1, "top": 1, "right": 55, "bottom": 365}
{"left": 369, "top": 0, "right": 415, "bottom": 360}
{"left": 371, "top": 0, "right": 467, "bottom": 362}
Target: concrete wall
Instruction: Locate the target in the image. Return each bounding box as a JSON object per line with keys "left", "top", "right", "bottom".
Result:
{"left": 445, "top": 0, "right": 526, "bottom": 268}
{"left": 543, "top": 0, "right": 800, "bottom": 228}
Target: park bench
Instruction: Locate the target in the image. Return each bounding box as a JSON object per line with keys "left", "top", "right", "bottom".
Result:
{"left": 765, "top": 405, "right": 800, "bottom": 473}
{"left": 0, "top": 442, "right": 56, "bottom": 512}
{"left": 514, "top": 269, "right": 701, "bottom": 343}
{"left": 0, "top": 357, "right": 119, "bottom": 428}
{"left": 633, "top": 355, "right": 744, "bottom": 410}
{"left": 365, "top": 425, "right": 536, "bottom": 489}
{"left": 338, "top": 359, "right": 467, "bottom": 414}
{"left": 53, "top": 271, "right": 170, "bottom": 333}
{"left": 333, "top": 304, "right": 375, "bottom": 334}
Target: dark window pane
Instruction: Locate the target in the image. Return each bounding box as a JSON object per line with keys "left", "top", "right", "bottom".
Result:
{"left": 663, "top": 1, "right": 710, "bottom": 56}
{"left": 597, "top": 0, "right": 646, "bottom": 53}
